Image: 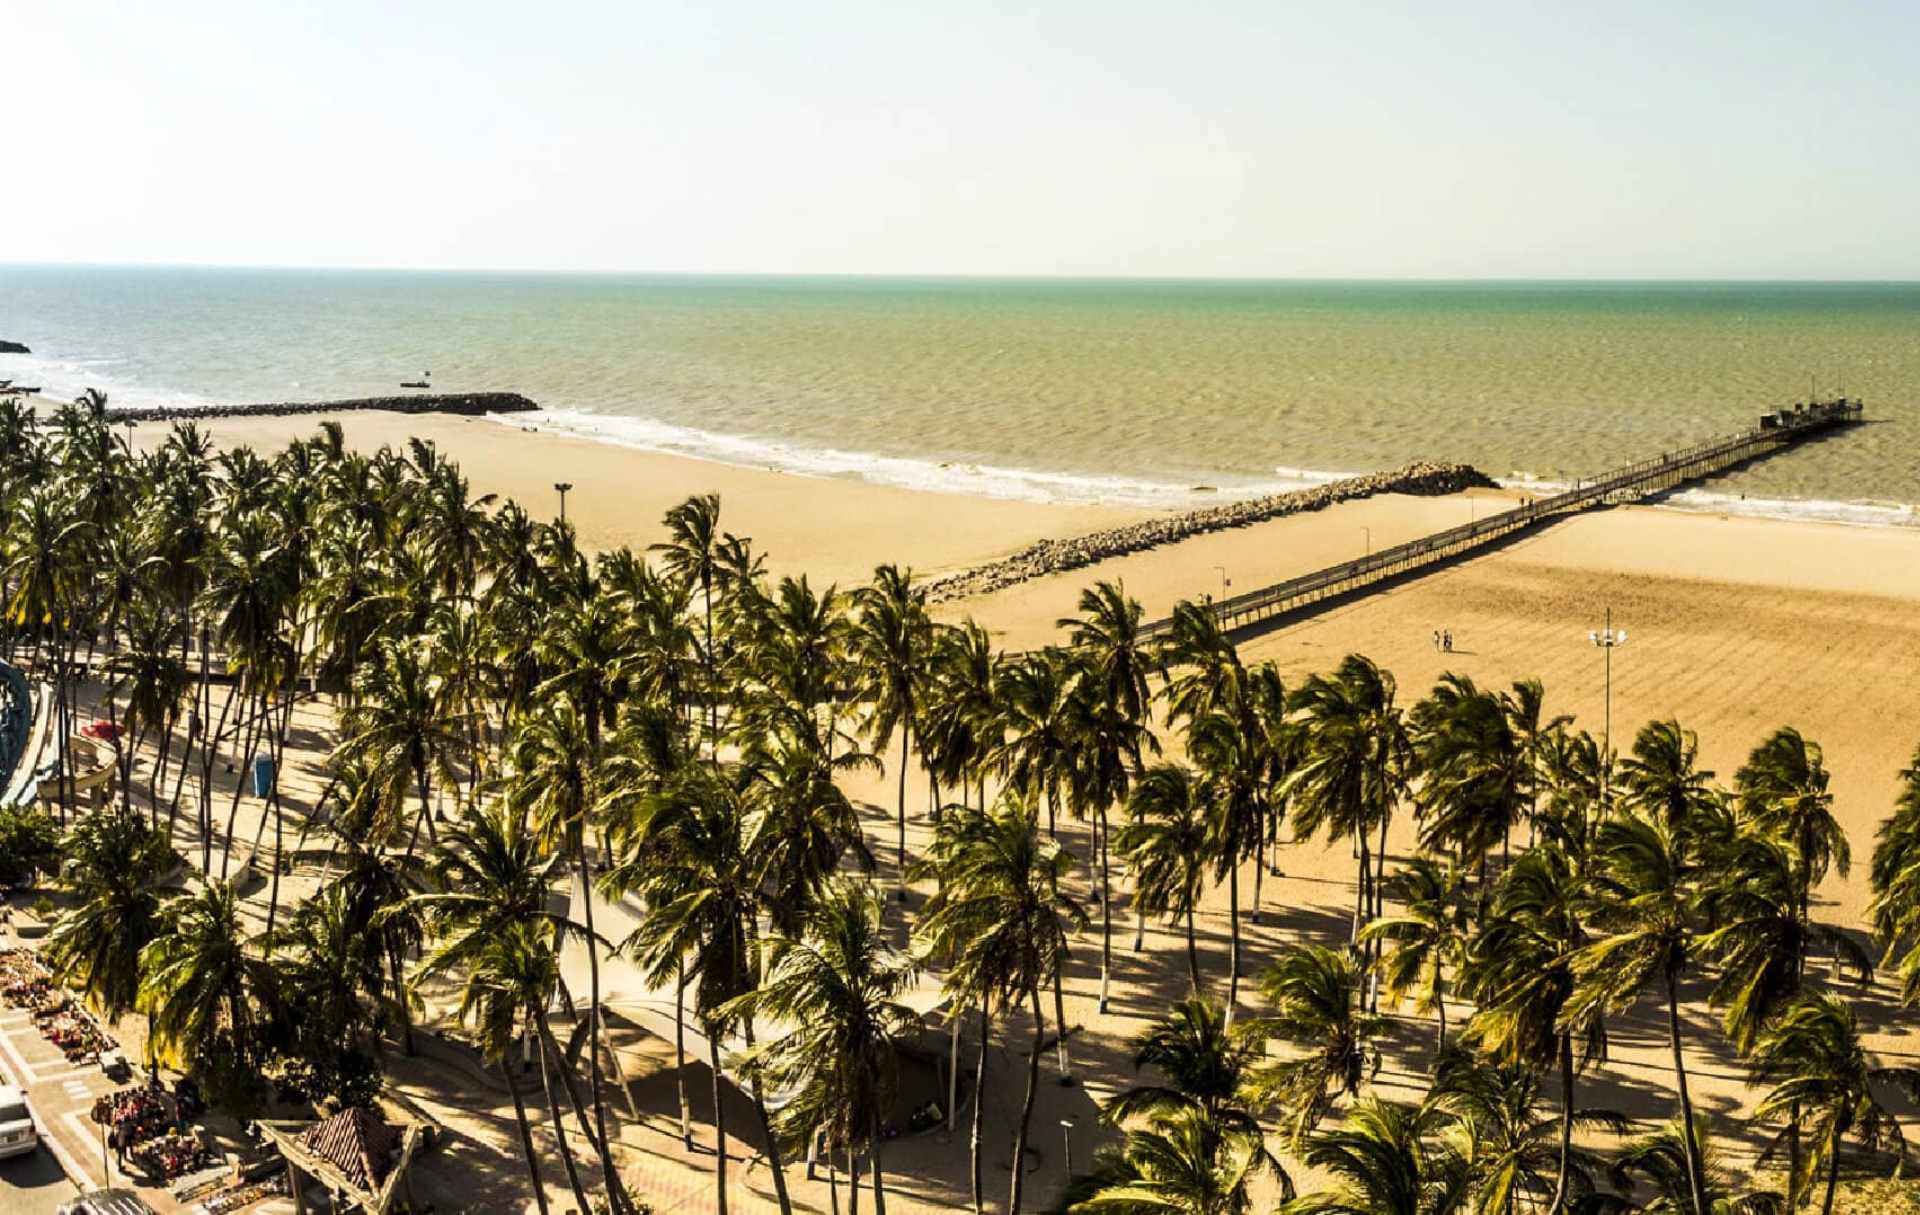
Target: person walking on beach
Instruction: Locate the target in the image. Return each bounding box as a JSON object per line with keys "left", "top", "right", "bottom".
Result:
{"left": 1432, "top": 629, "right": 1441, "bottom": 651}
{"left": 1442, "top": 629, "right": 1453, "bottom": 653}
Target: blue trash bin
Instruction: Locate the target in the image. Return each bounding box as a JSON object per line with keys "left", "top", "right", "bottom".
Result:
{"left": 252, "top": 754, "right": 275, "bottom": 797}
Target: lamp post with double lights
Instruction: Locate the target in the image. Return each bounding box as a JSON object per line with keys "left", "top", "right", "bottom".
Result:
{"left": 1589, "top": 608, "right": 1628, "bottom": 809}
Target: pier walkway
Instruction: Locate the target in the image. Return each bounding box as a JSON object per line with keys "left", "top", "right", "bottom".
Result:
{"left": 1139, "top": 397, "right": 1864, "bottom": 641}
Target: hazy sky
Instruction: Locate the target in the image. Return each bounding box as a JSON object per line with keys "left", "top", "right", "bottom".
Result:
{"left": 8, "top": 0, "right": 1918, "bottom": 278}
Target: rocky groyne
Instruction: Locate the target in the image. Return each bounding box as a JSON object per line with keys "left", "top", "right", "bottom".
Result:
{"left": 0, "top": 340, "right": 29, "bottom": 354}
{"left": 923, "top": 461, "right": 1499, "bottom": 603}
{"left": 102, "top": 391, "right": 539, "bottom": 424}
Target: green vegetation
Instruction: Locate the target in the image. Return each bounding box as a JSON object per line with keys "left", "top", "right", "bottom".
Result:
{"left": 3, "top": 391, "right": 1920, "bottom": 1215}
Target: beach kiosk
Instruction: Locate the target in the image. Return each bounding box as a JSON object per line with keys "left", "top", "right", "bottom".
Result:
{"left": 257, "top": 1107, "right": 428, "bottom": 1215}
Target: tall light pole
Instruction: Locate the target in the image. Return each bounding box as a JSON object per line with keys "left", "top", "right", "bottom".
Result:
{"left": 1588, "top": 608, "right": 1627, "bottom": 808}
{"left": 555, "top": 481, "right": 574, "bottom": 524}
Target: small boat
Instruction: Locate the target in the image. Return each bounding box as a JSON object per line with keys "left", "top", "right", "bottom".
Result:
{"left": 400, "top": 381, "right": 430, "bottom": 389}
{"left": 0, "top": 384, "right": 40, "bottom": 396}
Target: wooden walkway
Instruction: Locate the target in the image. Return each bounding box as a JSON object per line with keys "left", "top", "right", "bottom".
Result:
{"left": 1138, "top": 397, "right": 1865, "bottom": 641}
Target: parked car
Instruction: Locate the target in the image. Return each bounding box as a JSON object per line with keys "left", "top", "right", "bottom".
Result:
{"left": 0, "top": 1083, "right": 36, "bottom": 1159}
{"left": 56, "top": 1190, "right": 157, "bottom": 1215}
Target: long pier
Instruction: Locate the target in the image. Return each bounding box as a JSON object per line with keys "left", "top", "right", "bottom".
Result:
{"left": 1138, "top": 397, "right": 1864, "bottom": 641}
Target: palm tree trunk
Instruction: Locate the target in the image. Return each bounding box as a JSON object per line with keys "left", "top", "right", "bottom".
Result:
{"left": 537, "top": 1014, "right": 633, "bottom": 1215}
{"left": 1548, "top": 1032, "right": 1573, "bottom": 1215}
{"left": 676, "top": 962, "right": 693, "bottom": 1149}
{"left": 501, "top": 1055, "right": 551, "bottom": 1215}
{"left": 827, "top": 1142, "right": 840, "bottom": 1215}
{"left": 1664, "top": 966, "right": 1711, "bottom": 1215}
{"left": 895, "top": 724, "right": 910, "bottom": 901}
{"left": 738, "top": 1019, "right": 794, "bottom": 1215}
{"left": 1133, "top": 902, "right": 1146, "bottom": 953}
{"left": 869, "top": 1111, "right": 887, "bottom": 1215}
{"left": 569, "top": 844, "right": 630, "bottom": 1215}
{"left": 947, "top": 1014, "right": 961, "bottom": 1135}
{"left": 1820, "top": 1132, "right": 1841, "bottom": 1215}
{"left": 220, "top": 688, "right": 265, "bottom": 879}
{"left": 540, "top": 1030, "right": 593, "bottom": 1215}
{"left": 1185, "top": 905, "right": 1201, "bottom": 994}
{"left": 1009, "top": 985, "right": 1044, "bottom": 1215}
{"left": 1252, "top": 847, "right": 1264, "bottom": 926}
{"left": 1051, "top": 965, "right": 1070, "bottom": 1082}
{"left": 1352, "top": 834, "right": 1370, "bottom": 944}
{"left": 1098, "top": 805, "right": 1113, "bottom": 1013}
{"left": 1226, "top": 861, "right": 1242, "bottom": 1024}
{"left": 848, "top": 1142, "right": 862, "bottom": 1215}
{"left": 970, "top": 1000, "right": 990, "bottom": 1215}
{"left": 710, "top": 1032, "right": 731, "bottom": 1215}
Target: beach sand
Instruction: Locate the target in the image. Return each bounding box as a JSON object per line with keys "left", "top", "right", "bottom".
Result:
{"left": 113, "top": 411, "right": 1920, "bottom": 1212}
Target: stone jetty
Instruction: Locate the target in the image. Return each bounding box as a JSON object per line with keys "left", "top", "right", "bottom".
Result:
{"left": 0, "top": 340, "right": 29, "bottom": 354}
{"left": 923, "top": 460, "right": 1498, "bottom": 604}
{"left": 102, "top": 391, "right": 539, "bottom": 424}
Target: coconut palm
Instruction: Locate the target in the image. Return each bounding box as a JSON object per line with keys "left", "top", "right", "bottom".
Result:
{"left": 1060, "top": 579, "right": 1160, "bottom": 733}
{"left": 1458, "top": 844, "right": 1604, "bottom": 1215}
{"left": 912, "top": 797, "right": 1087, "bottom": 1215}
{"left": 1186, "top": 702, "right": 1271, "bottom": 1019}
{"left": 851, "top": 562, "right": 933, "bottom": 893}
{"left": 338, "top": 637, "right": 464, "bottom": 852}
{"left": 1067, "top": 658, "right": 1155, "bottom": 1013}
{"left": 1157, "top": 599, "right": 1241, "bottom": 728}
{"left": 1870, "top": 747, "right": 1920, "bottom": 1002}
{"left": 105, "top": 601, "right": 191, "bottom": 821}
{"left": 1424, "top": 1051, "right": 1622, "bottom": 1215}
{"left": 451, "top": 920, "right": 591, "bottom": 1215}
{"left": 1119, "top": 764, "right": 1214, "bottom": 993}
{"left": 1750, "top": 993, "right": 1919, "bottom": 1215}
{"left": 1069, "top": 1105, "right": 1287, "bottom": 1215}
{"left": 723, "top": 879, "right": 922, "bottom": 1215}
{"left": 1277, "top": 1099, "right": 1466, "bottom": 1215}
{"left": 1734, "top": 727, "right": 1849, "bottom": 980}
{"left": 44, "top": 809, "right": 179, "bottom": 1029}
{"left": 1245, "top": 943, "right": 1386, "bottom": 1147}
{"left": 1289, "top": 655, "right": 1409, "bottom": 952}
{"left": 1103, "top": 998, "right": 1263, "bottom": 1137}
{"left": 1562, "top": 810, "right": 1711, "bottom": 1215}
{"left": 1599, "top": 1116, "right": 1784, "bottom": 1215}
{"left": 1618, "top": 719, "right": 1717, "bottom": 834}
{"left": 1410, "top": 674, "right": 1526, "bottom": 888}
{"left": 652, "top": 493, "right": 731, "bottom": 753}
{"left": 140, "top": 881, "right": 281, "bottom": 1109}
{"left": 1361, "top": 858, "right": 1469, "bottom": 1055}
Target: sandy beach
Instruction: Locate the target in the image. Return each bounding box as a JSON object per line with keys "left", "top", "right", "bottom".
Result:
{"left": 113, "top": 409, "right": 1920, "bottom": 1212}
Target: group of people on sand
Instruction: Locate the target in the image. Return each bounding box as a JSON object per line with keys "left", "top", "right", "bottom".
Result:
{"left": 1432, "top": 628, "right": 1455, "bottom": 652}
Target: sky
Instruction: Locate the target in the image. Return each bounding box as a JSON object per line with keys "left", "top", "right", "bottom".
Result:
{"left": 5, "top": 0, "right": 1918, "bottom": 278}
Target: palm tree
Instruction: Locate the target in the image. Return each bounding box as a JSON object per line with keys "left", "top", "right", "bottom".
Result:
{"left": 1187, "top": 695, "right": 1275, "bottom": 1021}
{"left": 1562, "top": 810, "right": 1711, "bottom": 1215}
{"left": 1458, "top": 844, "right": 1604, "bottom": 1215}
{"left": 140, "top": 881, "right": 280, "bottom": 1109}
{"left": 1424, "top": 1051, "right": 1621, "bottom": 1215}
{"left": 1277, "top": 1099, "right": 1465, "bottom": 1215}
{"left": 1060, "top": 579, "right": 1159, "bottom": 733}
{"left": 723, "top": 880, "right": 922, "bottom": 1215}
{"left": 105, "top": 601, "right": 191, "bottom": 822}
{"left": 268, "top": 885, "right": 390, "bottom": 1104}
{"left": 1245, "top": 943, "right": 1385, "bottom": 1147}
{"left": 338, "top": 637, "right": 464, "bottom": 853}
{"left": 452, "top": 920, "right": 591, "bottom": 1215}
{"left": 1288, "top": 655, "right": 1408, "bottom": 952}
{"left": 1618, "top": 719, "right": 1718, "bottom": 833}
{"left": 913, "top": 797, "right": 1087, "bottom": 1215}
{"left": 1409, "top": 674, "right": 1525, "bottom": 887}
{"left": 1361, "top": 858, "right": 1469, "bottom": 1056}
{"left": 1066, "top": 656, "right": 1155, "bottom": 1013}
{"left": 1118, "top": 764, "right": 1213, "bottom": 993}
{"left": 612, "top": 763, "right": 785, "bottom": 1215}
{"left": 1102, "top": 999, "right": 1262, "bottom": 1137}
{"left": 501, "top": 699, "right": 636, "bottom": 1215}
{"left": 1870, "top": 747, "right": 1920, "bottom": 1002}
{"left": 851, "top": 563, "right": 933, "bottom": 895}
{"left": 43, "top": 810, "right": 179, "bottom": 1034}
{"left": 652, "top": 493, "right": 731, "bottom": 755}
{"left": 1068, "top": 1105, "right": 1286, "bottom": 1215}
{"left": 1734, "top": 726, "right": 1849, "bottom": 983}
{"left": 1750, "top": 994, "right": 1919, "bottom": 1215}
{"left": 1600, "top": 1116, "right": 1783, "bottom": 1215}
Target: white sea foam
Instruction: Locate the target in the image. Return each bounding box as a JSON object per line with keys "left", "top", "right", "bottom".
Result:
{"left": 3, "top": 350, "right": 223, "bottom": 414}
{"left": 494, "top": 407, "right": 1331, "bottom": 509}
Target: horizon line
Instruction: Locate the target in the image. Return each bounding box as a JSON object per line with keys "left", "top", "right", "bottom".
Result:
{"left": 4, "top": 260, "right": 1920, "bottom": 286}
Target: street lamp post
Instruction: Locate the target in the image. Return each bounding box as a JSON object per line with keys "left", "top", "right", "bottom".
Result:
{"left": 1588, "top": 608, "right": 1628, "bottom": 808}
{"left": 555, "top": 481, "right": 574, "bottom": 524}
{"left": 1061, "top": 1117, "right": 1076, "bottom": 1177}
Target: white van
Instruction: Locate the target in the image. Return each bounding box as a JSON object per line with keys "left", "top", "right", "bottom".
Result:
{"left": 0, "top": 1083, "right": 36, "bottom": 1158}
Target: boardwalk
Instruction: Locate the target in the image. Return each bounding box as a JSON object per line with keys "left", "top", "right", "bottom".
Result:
{"left": 1140, "top": 397, "right": 1865, "bottom": 640}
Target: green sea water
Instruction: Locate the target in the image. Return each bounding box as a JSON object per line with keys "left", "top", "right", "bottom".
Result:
{"left": 2, "top": 268, "right": 1915, "bottom": 520}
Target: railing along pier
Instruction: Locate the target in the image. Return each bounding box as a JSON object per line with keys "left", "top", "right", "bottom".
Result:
{"left": 1139, "top": 397, "right": 1864, "bottom": 641}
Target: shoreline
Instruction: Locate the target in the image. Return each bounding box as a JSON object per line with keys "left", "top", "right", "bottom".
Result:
{"left": 97, "top": 391, "right": 538, "bottom": 423}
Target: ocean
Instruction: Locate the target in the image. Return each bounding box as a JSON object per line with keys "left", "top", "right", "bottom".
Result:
{"left": 2, "top": 266, "right": 1915, "bottom": 524}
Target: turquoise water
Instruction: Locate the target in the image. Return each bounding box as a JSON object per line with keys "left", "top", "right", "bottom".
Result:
{"left": 1, "top": 267, "right": 1915, "bottom": 520}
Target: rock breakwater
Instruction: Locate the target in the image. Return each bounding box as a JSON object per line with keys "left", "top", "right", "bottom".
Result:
{"left": 0, "top": 340, "right": 29, "bottom": 355}
{"left": 923, "top": 461, "right": 1499, "bottom": 603}
{"left": 102, "top": 392, "right": 539, "bottom": 424}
